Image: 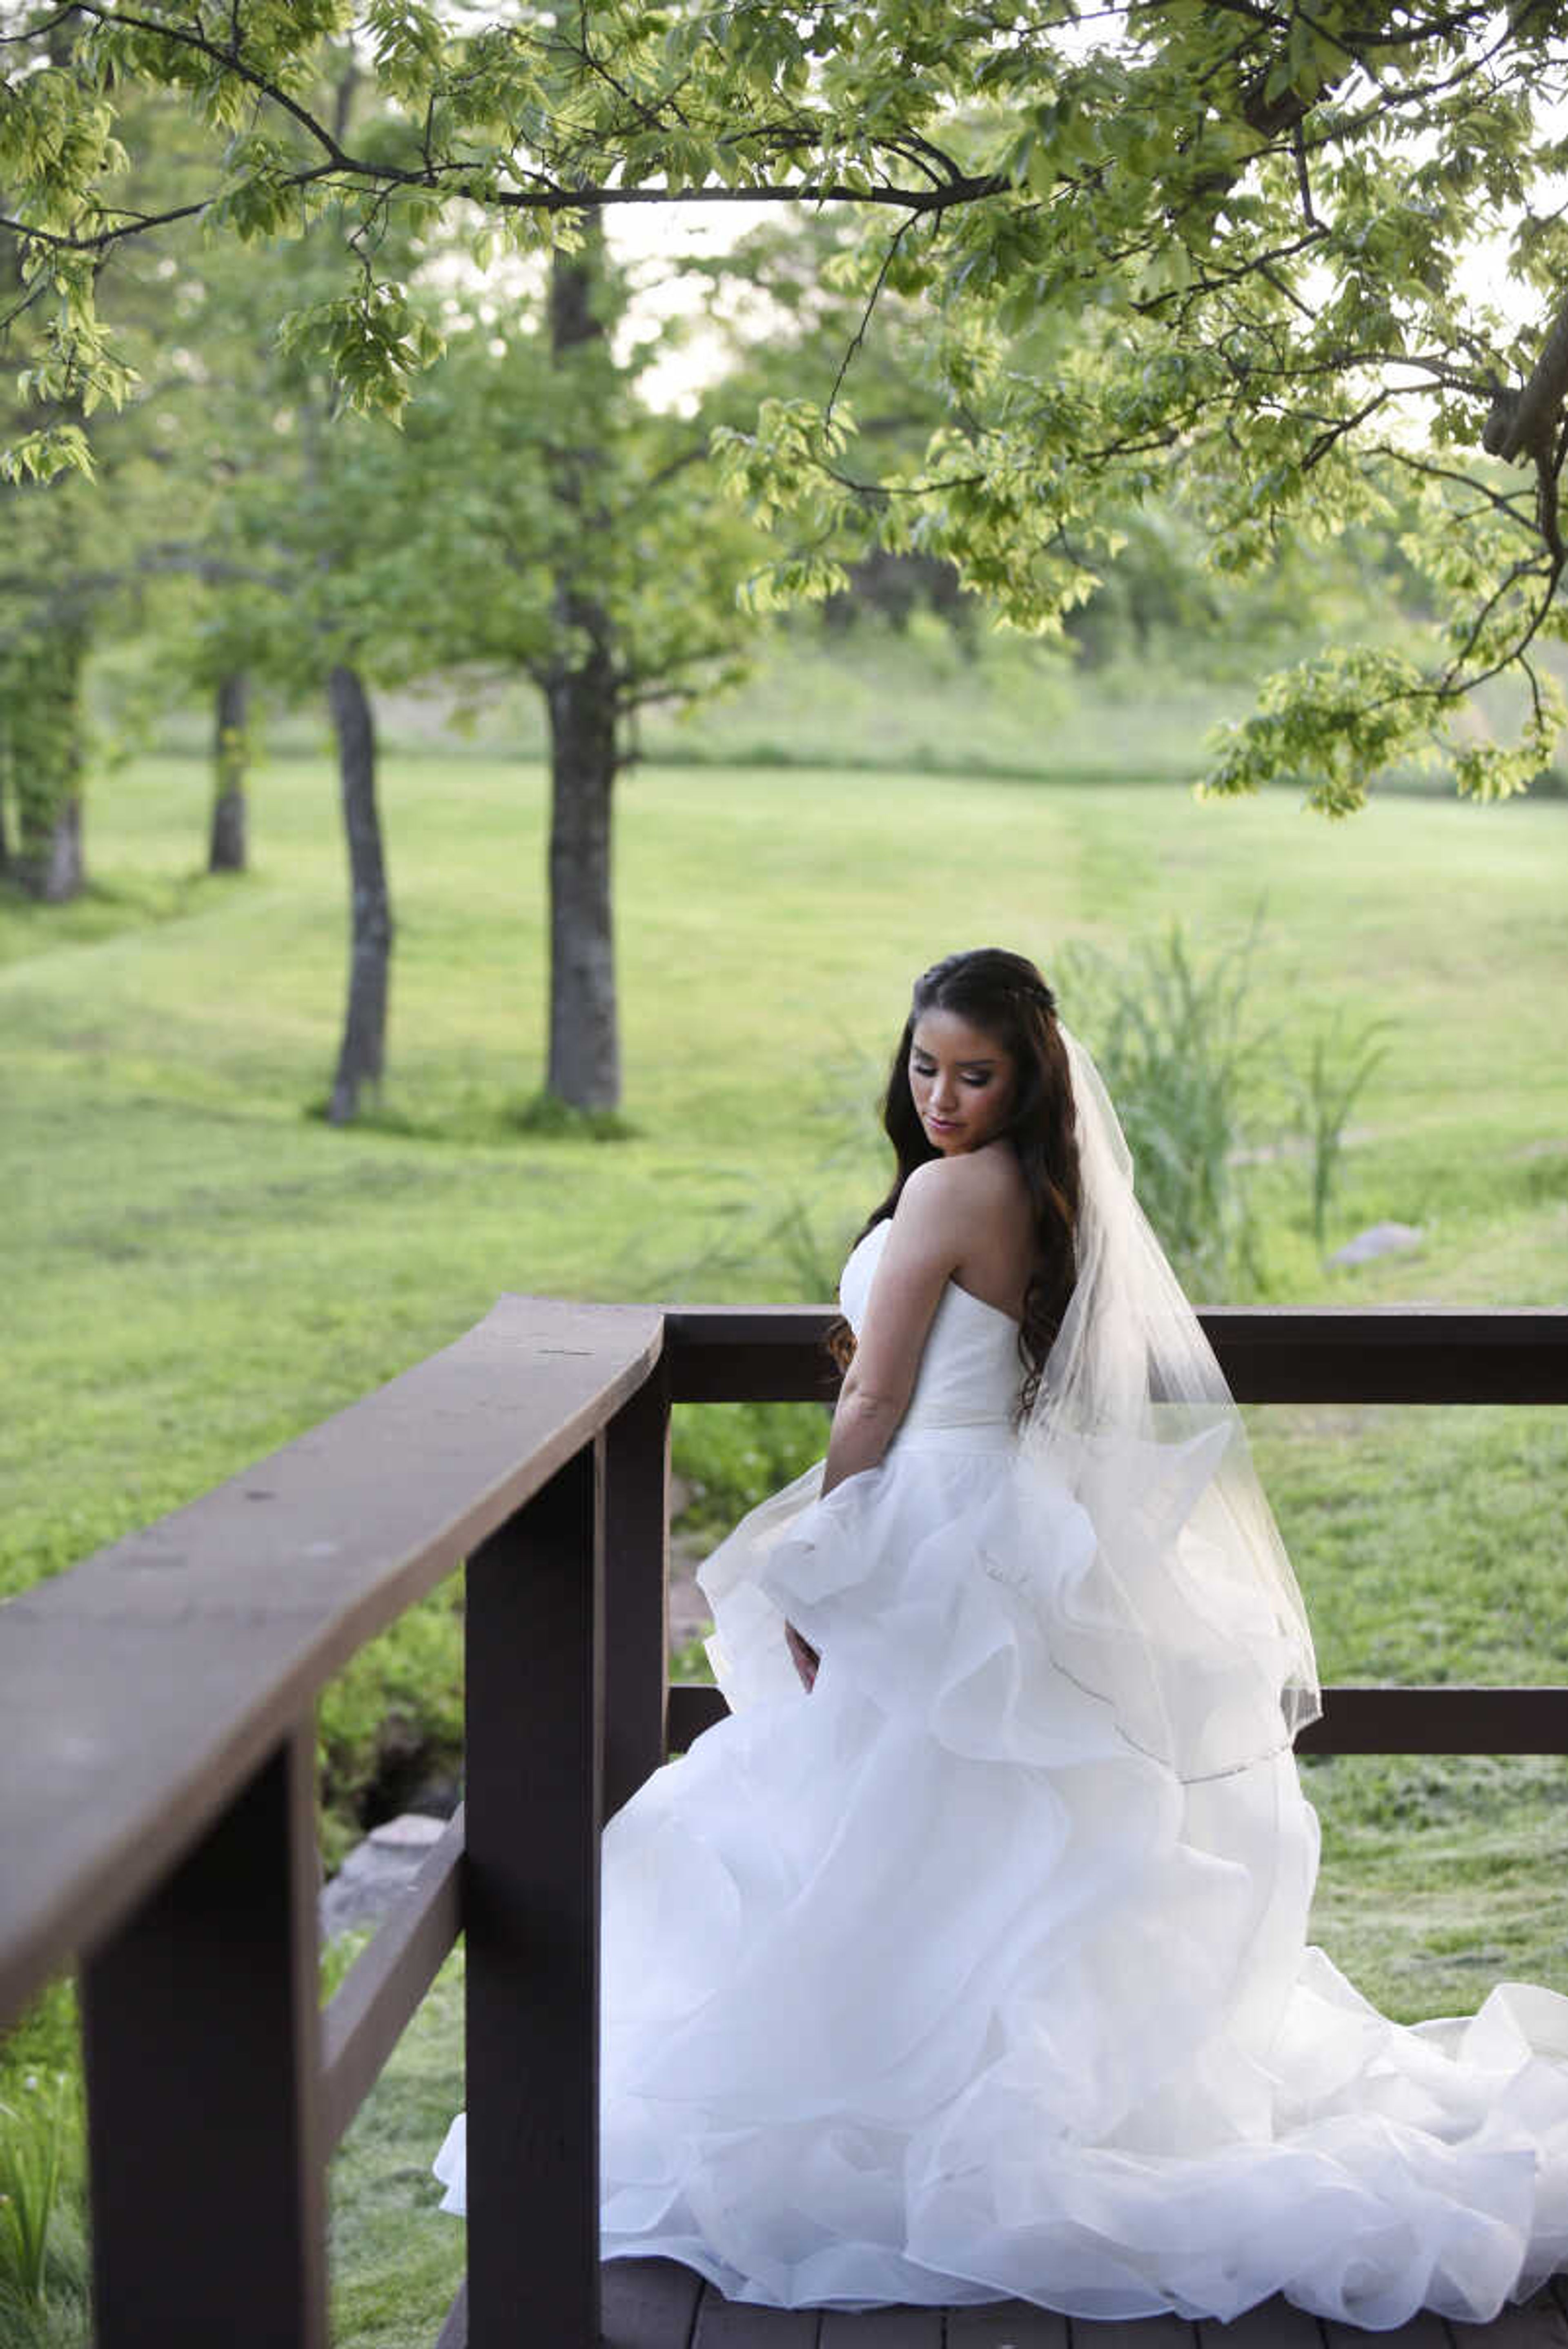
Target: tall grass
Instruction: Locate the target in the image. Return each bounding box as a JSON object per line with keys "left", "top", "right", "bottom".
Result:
{"left": 1056, "top": 911, "right": 1275, "bottom": 1300}
{"left": 1292, "top": 1010, "right": 1395, "bottom": 1249}
{"left": 0, "top": 2074, "right": 89, "bottom": 2349}
{"left": 0, "top": 2090, "right": 61, "bottom": 2307}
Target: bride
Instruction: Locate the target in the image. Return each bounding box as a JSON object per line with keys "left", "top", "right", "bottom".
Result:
{"left": 433, "top": 946, "right": 1568, "bottom": 2326}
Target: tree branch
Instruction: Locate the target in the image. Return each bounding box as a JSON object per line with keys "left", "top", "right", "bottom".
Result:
{"left": 824, "top": 214, "right": 919, "bottom": 440}
{"left": 1485, "top": 290, "right": 1568, "bottom": 467}
{"left": 70, "top": 0, "right": 355, "bottom": 169}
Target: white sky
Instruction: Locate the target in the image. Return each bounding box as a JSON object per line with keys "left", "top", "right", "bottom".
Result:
{"left": 606, "top": 199, "right": 780, "bottom": 412}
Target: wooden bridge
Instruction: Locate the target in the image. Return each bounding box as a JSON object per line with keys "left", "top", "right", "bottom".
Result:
{"left": 597, "top": 2256, "right": 1568, "bottom": 2347}
{"left": 1, "top": 1294, "right": 1566, "bottom": 2348}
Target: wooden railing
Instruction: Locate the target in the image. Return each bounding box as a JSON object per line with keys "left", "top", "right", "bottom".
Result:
{"left": 1, "top": 1298, "right": 1565, "bottom": 2348}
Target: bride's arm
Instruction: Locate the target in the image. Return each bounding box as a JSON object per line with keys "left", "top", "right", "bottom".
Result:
{"left": 784, "top": 1159, "right": 976, "bottom": 1688}
{"left": 819, "top": 1158, "right": 969, "bottom": 1498}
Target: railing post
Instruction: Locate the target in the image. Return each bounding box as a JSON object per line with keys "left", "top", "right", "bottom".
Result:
{"left": 79, "top": 1717, "right": 328, "bottom": 2348}
{"left": 465, "top": 1440, "right": 603, "bottom": 2349}
{"left": 602, "top": 1363, "right": 672, "bottom": 1817}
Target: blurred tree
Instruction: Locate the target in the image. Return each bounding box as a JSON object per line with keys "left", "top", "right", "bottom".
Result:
{"left": 8, "top": 1, "right": 1568, "bottom": 808}
{"left": 0, "top": 602, "right": 89, "bottom": 900}
{"left": 140, "top": 142, "right": 424, "bottom": 1123}
{"left": 820, "top": 546, "right": 973, "bottom": 641}
{"left": 0, "top": 227, "right": 94, "bottom": 899}
{"left": 357, "top": 228, "right": 763, "bottom": 1115}
{"left": 0, "top": 80, "right": 237, "bottom": 897}
{"left": 208, "top": 671, "right": 250, "bottom": 872}
{"left": 81, "top": 115, "right": 762, "bottom": 1115}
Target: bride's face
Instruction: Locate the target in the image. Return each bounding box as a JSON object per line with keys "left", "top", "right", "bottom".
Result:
{"left": 909, "top": 1009, "right": 1017, "bottom": 1155}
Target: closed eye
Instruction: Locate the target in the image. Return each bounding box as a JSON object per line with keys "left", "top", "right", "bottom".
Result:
{"left": 913, "top": 1060, "right": 995, "bottom": 1083}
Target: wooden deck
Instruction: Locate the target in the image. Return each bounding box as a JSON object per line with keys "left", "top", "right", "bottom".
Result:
{"left": 592, "top": 2260, "right": 1568, "bottom": 2349}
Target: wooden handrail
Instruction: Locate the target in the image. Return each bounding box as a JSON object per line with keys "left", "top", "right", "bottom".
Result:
{"left": 664, "top": 1302, "right": 1568, "bottom": 1403}
{"left": 0, "top": 1294, "right": 662, "bottom": 2030}
{"left": 669, "top": 1681, "right": 1568, "bottom": 1756}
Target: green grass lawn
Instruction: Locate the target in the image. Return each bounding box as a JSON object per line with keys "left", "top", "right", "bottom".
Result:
{"left": 4, "top": 739, "right": 1561, "bottom": 1595}
{"left": 1, "top": 724, "right": 1564, "bottom": 2342}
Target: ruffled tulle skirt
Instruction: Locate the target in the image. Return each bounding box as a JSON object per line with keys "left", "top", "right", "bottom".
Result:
{"left": 432, "top": 1434, "right": 1568, "bottom": 2327}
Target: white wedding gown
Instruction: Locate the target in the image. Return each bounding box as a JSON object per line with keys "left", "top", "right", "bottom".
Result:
{"left": 432, "top": 1220, "right": 1568, "bottom": 2327}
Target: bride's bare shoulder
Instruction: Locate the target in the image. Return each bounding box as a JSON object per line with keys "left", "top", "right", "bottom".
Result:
{"left": 891, "top": 1147, "right": 1034, "bottom": 1309}
{"left": 899, "top": 1142, "right": 1027, "bottom": 1222}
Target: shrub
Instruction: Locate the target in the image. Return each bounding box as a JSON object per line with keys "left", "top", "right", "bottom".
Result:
{"left": 673, "top": 1402, "right": 829, "bottom": 1543}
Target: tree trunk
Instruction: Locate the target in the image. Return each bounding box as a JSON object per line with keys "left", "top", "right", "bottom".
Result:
{"left": 543, "top": 226, "right": 621, "bottom": 1113}
{"left": 325, "top": 664, "right": 392, "bottom": 1124}
{"left": 546, "top": 631, "right": 619, "bottom": 1109}
{"left": 26, "top": 793, "right": 84, "bottom": 902}
{"left": 11, "top": 624, "right": 86, "bottom": 902}
{"left": 209, "top": 670, "right": 249, "bottom": 873}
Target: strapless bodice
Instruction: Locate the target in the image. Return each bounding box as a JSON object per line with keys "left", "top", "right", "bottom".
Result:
{"left": 839, "top": 1219, "right": 1021, "bottom": 1445}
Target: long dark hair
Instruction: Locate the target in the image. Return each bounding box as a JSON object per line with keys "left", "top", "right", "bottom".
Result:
{"left": 827, "top": 948, "right": 1081, "bottom": 1420}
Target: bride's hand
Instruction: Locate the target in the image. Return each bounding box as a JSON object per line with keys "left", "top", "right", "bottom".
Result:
{"left": 784, "top": 1620, "right": 820, "bottom": 1693}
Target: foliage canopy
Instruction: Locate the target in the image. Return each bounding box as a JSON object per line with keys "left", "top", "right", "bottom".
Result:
{"left": 7, "top": 1, "right": 1568, "bottom": 804}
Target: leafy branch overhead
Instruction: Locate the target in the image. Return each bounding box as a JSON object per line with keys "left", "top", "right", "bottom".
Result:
{"left": 8, "top": 0, "right": 1568, "bottom": 805}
